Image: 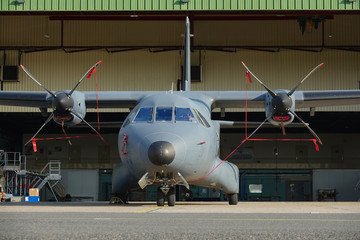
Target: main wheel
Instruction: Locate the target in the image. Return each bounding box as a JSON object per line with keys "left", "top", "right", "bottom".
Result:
{"left": 228, "top": 193, "right": 238, "bottom": 205}
{"left": 167, "top": 187, "right": 176, "bottom": 207}
{"left": 157, "top": 187, "right": 165, "bottom": 206}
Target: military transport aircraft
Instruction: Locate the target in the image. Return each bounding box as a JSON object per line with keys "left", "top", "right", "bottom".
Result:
{"left": 1, "top": 17, "right": 360, "bottom": 206}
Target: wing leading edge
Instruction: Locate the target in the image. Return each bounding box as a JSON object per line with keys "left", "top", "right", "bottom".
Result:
{"left": 0, "top": 91, "right": 51, "bottom": 108}
{"left": 203, "top": 90, "right": 360, "bottom": 110}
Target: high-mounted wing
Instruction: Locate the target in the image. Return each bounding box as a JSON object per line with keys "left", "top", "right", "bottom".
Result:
{"left": 0, "top": 91, "right": 152, "bottom": 109}
{"left": 0, "top": 91, "right": 52, "bottom": 108}
{"left": 200, "top": 91, "right": 266, "bottom": 109}
{"left": 204, "top": 90, "right": 360, "bottom": 110}
{"left": 84, "top": 91, "right": 158, "bottom": 109}
{"left": 294, "top": 90, "right": 360, "bottom": 108}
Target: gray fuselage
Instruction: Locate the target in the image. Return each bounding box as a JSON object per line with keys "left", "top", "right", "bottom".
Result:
{"left": 113, "top": 92, "right": 239, "bottom": 196}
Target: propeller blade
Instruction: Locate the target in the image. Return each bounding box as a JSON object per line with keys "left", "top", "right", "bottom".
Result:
{"left": 69, "top": 61, "right": 102, "bottom": 96}
{"left": 70, "top": 110, "right": 104, "bottom": 141}
{"left": 20, "top": 65, "right": 56, "bottom": 98}
{"left": 290, "top": 110, "right": 323, "bottom": 145}
{"left": 241, "top": 61, "right": 277, "bottom": 98}
{"left": 246, "top": 113, "right": 274, "bottom": 140}
{"left": 25, "top": 112, "right": 54, "bottom": 146}
{"left": 288, "top": 63, "right": 324, "bottom": 96}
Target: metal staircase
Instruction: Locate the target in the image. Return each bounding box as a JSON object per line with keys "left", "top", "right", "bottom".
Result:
{"left": 31, "top": 160, "right": 62, "bottom": 201}
{"left": 1, "top": 151, "right": 65, "bottom": 201}
{"left": 0, "top": 151, "right": 28, "bottom": 196}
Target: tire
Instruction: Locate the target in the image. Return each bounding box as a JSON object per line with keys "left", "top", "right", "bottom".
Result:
{"left": 228, "top": 193, "right": 238, "bottom": 205}
{"left": 167, "top": 187, "right": 176, "bottom": 207}
{"left": 157, "top": 187, "right": 165, "bottom": 206}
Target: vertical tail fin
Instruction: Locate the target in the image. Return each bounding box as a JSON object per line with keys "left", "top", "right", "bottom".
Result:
{"left": 182, "top": 16, "right": 191, "bottom": 91}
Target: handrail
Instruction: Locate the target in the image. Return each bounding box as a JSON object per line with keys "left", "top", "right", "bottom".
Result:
{"left": 0, "top": 152, "right": 24, "bottom": 170}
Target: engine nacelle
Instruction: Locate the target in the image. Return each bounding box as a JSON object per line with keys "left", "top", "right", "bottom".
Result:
{"left": 52, "top": 90, "right": 86, "bottom": 127}
{"left": 265, "top": 90, "right": 295, "bottom": 127}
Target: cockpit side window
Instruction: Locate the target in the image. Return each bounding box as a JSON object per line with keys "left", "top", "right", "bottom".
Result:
{"left": 133, "top": 107, "right": 153, "bottom": 122}
{"left": 122, "top": 110, "right": 136, "bottom": 128}
{"left": 175, "top": 107, "right": 195, "bottom": 122}
{"left": 193, "top": 109, "right": 211, "bottom": 128}
{"left": 156, "top": 107, "right": 173, "bottom": 122}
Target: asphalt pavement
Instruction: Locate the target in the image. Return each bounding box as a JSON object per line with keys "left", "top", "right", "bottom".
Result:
{"left": 0, "top": 202, "right": 359, "bottom": 239}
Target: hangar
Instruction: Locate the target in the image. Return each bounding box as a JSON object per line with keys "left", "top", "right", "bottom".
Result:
{"left": 0, "top": 0, "right": 360, "bottom": 202}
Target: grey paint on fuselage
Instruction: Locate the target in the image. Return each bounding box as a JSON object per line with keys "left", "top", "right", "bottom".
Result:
{"left": 115, "top": 92, "right": 239, "bottom": 195}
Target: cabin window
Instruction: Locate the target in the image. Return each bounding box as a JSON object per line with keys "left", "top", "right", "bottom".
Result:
{"left": 156, "top": 107, "right": 173, "bottom": 122}
{"left": 133, "top": 107, "right": 153, "bottom": 122}
{"left": 175, "top": 107, "right": 195, "bottom": 122}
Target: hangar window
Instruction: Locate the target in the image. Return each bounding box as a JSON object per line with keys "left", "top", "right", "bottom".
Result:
{"left": 175, "top": 107, "right": 195, "bottom": 122}
{"left": 134, "top": 107, "right": 153, "bottom": 122}
{"left": 249, "top": 184, "right": 263, "bottom": 194}
{"left": 156, "top": 107, "right": 173, "bottom": 122}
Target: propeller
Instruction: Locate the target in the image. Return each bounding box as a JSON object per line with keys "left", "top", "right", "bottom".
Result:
{"left": 241, "top": 61, "right": 323, "bottom": 144}
{"left": 21, "top": 61, "right": 103, "bottom": 146}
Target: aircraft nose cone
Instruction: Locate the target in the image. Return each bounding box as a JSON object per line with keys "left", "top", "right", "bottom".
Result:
{"left": 148, "top": 141, "right": 175, "bottom": 166}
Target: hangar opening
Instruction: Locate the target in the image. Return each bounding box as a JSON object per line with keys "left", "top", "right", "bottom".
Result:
{"left": 1, "top": 1, "right": 360, "bottom": 203}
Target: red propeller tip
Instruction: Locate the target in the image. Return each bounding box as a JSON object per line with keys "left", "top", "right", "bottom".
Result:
{"left": 20, "top": 65, "right": 25, "bottom": 69}
{"left": 319, "top": 63, "right": 324, "bottom": 67}
{"left": 241, "top": 61, "right": 246, "bottom": 66}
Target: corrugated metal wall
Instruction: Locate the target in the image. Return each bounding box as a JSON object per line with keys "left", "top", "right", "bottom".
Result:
{"left": 2, "top": 15, "right": 359, "bottom": 47}
{"left": 64, "top": 20, "right": 183, "bottom": 46}
{"left": 1, "top": 0, "right": 359, "bottom": 11}
{"left": 0, "top": 15, "right": 359, "bottom": 112}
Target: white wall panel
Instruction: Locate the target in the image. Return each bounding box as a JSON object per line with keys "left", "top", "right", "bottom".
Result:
{"left": 61, "top": 169, "right": 99, "bottom": 201}
{"left": 313, "top": 169, "right": 360, "bottom": 201}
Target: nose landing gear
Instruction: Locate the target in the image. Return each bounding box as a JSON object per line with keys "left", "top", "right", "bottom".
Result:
{"left": 157, "top": 185, "right": 176, "bottom": 207}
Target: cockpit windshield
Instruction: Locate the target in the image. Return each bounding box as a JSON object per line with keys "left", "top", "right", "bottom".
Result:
{"left": 156, "top": 107, "right": 173, "bottom": 121}
{"left": 133, "top": 107, "right": 153, "bottom": 122}
{"left": 175, "top": 107, "right": 195, "bottom": 122}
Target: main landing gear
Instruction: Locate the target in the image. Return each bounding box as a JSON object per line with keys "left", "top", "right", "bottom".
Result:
{"left": 228, "top": 193, "right": 238, "bottom": 205}
{"left": 157, "top": 186, "right": 175, "bottom": 207}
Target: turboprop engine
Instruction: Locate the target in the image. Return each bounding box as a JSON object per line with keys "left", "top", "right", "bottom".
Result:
{"left": 242, "top": 62, "right": 323, "bottom": 144}
{"left": 20, "top": 62, "right": 102, "bottom": 145}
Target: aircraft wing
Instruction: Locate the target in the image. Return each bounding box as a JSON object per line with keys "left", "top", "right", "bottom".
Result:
{"left": 294, "top": 90, "right": 360, "bottom": 108}
{"left": 84, "top": 91, "right": 160, "bottom": 108}
{"left": 200, "top": 91, "right": 266, "bottom": 109}
{"left": 0, "top": 91, "right": 156, "bottom": 109}
{"left": 1, "top": 90, "right": 360, "bottom": 110}
{"left": 203, "top": 90, "right": 360, "bottom": 109}
{"left": 0, "top": 91, "right": 52, "bottom": 108}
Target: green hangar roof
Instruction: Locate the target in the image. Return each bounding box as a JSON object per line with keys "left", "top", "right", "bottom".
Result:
{"left": 1, "top": 0, "right": 359, "bottom": 12}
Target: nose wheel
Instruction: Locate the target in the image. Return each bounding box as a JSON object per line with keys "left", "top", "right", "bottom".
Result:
{"left": 157, "top": 187, "right": 165, "bottom": 206}
{"left": 157, "top": 186, "right": 176, "bottom": 207}
{"left": 167, "top": 187, "right": 175, "bottom": 207}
